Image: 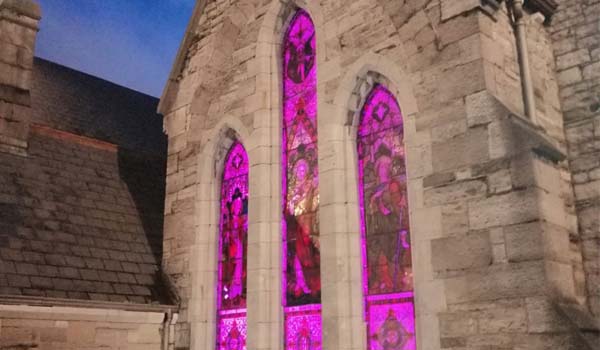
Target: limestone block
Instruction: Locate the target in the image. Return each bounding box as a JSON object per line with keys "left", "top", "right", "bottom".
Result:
{"left": 431, "top": 119, "right": 467, "bottom": 142}
{"left": 431, "top": 230, "right": 492, "bottom": 272}
{"left": 574, "top": 179, "right": 600, "bottom": 201}
{"left": 441, "top": 202, "right": 470, "bottom": 235}
{"left": 411, "top": 206, "right": 443, "bottom": 242}
{"left": 439, "top": 312, "right": 477, "bottom": 337}
{"left": 556, "top": 49, "right": 591, "bottom": 70}
{"left": 557, "top": 66, "right": 583, "bottom": 86}
{"left": 466, "top": 90, "right": 507, "bottom": 127}
{"left": 444, "top": 261, "right": 546, "bottom": 304}
{"left": 477, "top": 306, "right": 528, "bottom": 334}
{"left": 526, "top": 296, "right": 570, "bottom": 333}
{"left": 128, "top": 324, "right": 162, "bottom": 344}
{"left": 431, "top": 126, "right": 489, "bottom": 172}
{"left": 424, "top": 179, "right": 487, "bottom": 207}
{"left": 504, "top": 222, "right": 544, "bottom": 262}
{"left": 441, "top": 0, "right": 480, "bottom": 21}
{"left": 65, "top": 321, "right": 97, "bottom": 344}
{"left": 468, "top": 189, "right": 539, "bottom": 230}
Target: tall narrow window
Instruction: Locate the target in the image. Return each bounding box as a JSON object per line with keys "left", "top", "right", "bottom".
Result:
{"left": 282, "top": 9, "right": 321, "bottom": 350}
{"left": 217, "top": 142, "right": 249, "bottom": 350}
{"left": 358, "top": 85, "right": 416, "bottom": 350}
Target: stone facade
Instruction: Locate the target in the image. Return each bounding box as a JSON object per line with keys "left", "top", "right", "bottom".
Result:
{"left": 550, "top": 0, "right": 600, "bottom": 318}
{"left": 159, "top": 0, "right": 598, "bottom": 349}
{"left": 0, "top": 0, "right": 40, "bottom": 155}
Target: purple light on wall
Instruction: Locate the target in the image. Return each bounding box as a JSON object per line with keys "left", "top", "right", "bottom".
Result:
{"left": 217, "top": 142, "right": 249, "bottom": 350}
{"left": 282, "top": 9, "right": 321, "bottom": 349}
{"left": 357, "top": 85, "right": 416, "bottom": 350}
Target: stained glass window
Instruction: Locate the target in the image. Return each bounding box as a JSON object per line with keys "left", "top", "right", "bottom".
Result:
{"left": 282, "top": 9, "right": 321, "bottom": 350}
{"left": 358, "top": 85, "right": 416, "bottom": 350}
{"left": 217, "top": 142, "right": 249, "bottom": 350}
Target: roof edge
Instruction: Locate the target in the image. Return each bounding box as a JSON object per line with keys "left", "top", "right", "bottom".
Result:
{"left": 0, "top": 294, "right": 177, "bottom": 313}
{"left": 158, "top": 0, "right": 207, "bottom": 115}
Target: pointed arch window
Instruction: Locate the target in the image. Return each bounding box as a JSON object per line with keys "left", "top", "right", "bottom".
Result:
{"left": 282, "top": 9, "right": 322, "bottom": 350}
{"left": 358, "top": 85, "right": 416, "bottom": 350}
{"left": 216, "top": 142, "right": 249, "bottom": 350}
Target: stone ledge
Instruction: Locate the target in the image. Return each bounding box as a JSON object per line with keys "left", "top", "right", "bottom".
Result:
{"left": 0, "top": 294, "right": 177, "bottom": 314}
{"left": 507, "top": 113, "right": 567, "bottom": 163}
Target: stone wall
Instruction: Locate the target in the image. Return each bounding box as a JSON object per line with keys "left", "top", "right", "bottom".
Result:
{"left": 0, "top": 303, "right": 172, "bottom": 350}
{"left": 0, "top": 0, "right": 40, "bottom": 155}
{"left": 159, "top": 0, "right": 593, "bottom": 349}
{"left": 550, "top": 0, "right": 600, "bottom": 317}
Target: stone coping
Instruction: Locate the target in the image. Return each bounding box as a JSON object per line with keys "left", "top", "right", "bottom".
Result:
{"left": 0, "top": 0, "right": 41, "bottom": 20}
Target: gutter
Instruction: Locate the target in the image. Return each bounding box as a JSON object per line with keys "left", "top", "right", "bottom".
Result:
{"left": 507, "top": 0, "right": 537, "bottom": 123}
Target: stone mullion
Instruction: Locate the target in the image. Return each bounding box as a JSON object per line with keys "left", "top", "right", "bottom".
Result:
{"left": 319, "top": 100, "right": 367, "bottom": 350}
{"left": 190, "top": 151, "right": 221, "bottom": 350}
{"left": 246, "top": 38, "right": 283, "bottom": 350}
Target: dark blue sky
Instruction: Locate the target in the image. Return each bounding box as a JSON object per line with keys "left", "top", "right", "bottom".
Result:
{"left": 36, "top": 0, "right": 195, "bottom": 97}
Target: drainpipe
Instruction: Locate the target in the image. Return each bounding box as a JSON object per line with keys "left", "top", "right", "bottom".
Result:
{"left": 162, "top": 309, "right": 173, "bottom": 350}
{"left": 508, "top": 0, "right": 537, "bottom": 123}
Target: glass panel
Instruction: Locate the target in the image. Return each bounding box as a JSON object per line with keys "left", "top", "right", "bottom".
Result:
{"left": 358, "top": 85, "right": 416, "bottom": 350}
{"left": 217, "top": 142, "right": 249, "bottom": 350}
{"left": 282, "top": 9, "right": 321, "bottom": 349}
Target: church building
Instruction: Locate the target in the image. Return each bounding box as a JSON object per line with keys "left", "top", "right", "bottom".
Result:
{"left": 1, "top": 0, "right": 599, "bottom": 349}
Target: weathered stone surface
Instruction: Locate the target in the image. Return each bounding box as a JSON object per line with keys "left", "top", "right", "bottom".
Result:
{"left": 550, "top": 0, "right": 600, "bottom": 317}
{"left": 469, "top": 190, "right": 539, "bottom": 230}
{"left": 431, "top": 230, "right": 492, "bottom": 273}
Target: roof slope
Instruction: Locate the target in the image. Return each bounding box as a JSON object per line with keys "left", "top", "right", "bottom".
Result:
{"left": 0, "top": 128, "right": 168, "bottom": 304}
{"left": 31, "top": 57, "right": 167, "bottom": 154}
{"left": 0, "top": 58, "right": 171, "bottom": 305}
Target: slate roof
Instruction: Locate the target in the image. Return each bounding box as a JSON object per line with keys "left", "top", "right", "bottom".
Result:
{"left": 0, "top": 59, "right": 170, "bottom": 304}
{"left": 31, "top": 57, "right": 167, "bottom": 154}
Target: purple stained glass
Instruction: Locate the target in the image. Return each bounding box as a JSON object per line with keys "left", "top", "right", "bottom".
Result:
{"left": 285, "top": 305, "right": 322, "bottom": 350}
{"left": 217, "top": 142, "right": 249, "bottom": 350}
{"left": 358, "top": 85, "right": 416, "bottom": 350}
{"left": 282, "top": 9, "right": 321, "bottom": 350}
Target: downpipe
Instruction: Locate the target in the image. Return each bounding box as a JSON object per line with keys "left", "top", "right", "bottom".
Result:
{"left": 507, "top": 0, "right": 537, "bottom": 123}
{"left": 162, "top": 309, "right": 174, "bottom": 350}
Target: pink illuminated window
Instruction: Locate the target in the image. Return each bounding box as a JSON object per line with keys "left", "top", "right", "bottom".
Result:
{"left": 282, "top": 9, "right": 322, "bottom": 350}
{"left": 358, "top": 85, "right": 416, "bottom": 350}
{"left": 217, "top": 142, "right": 249, "bottom": 350}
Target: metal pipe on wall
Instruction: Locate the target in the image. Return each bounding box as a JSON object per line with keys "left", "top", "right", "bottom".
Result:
{"left": 508, "top": 0, "right": 538, "bottom": 123}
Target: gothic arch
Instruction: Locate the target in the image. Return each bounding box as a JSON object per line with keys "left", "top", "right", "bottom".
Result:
{"left": 241, "top": 2, "right": 326, "bottom": 349}
{"left": 189, "top": 118, "right": 251, "bottom": 350}
{"left": 318, "top": 52, "right": 423, "bottom": 350}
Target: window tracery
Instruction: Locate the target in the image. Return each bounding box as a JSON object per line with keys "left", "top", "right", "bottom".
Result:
{"left": 217, "top": 142, "right": 249, "bottom": 350}
{"left": 282, "top": 9, "right": 322, "bottom": 350}
{"left": 358, "top": 85, "right": 416, "bottom": 350}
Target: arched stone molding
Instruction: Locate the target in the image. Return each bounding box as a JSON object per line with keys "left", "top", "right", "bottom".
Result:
{"left": 245, "top": 2, "right": 326, "bottom": 349}
{"left": 189, "top": 117, "right": 251, "bottom": 350}
{"left": 319, "top": 51, "right": 443, "bottom": 350}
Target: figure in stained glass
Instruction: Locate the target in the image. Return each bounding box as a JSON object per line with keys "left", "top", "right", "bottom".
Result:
{"left": 358, "top": 85, "right": 416, "bottom": 350}
{"left": 217, "top": 142, "right": 249, "bottom": 350}
{"left": 282, "top": 9, "right": 322, "bottom": 349}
